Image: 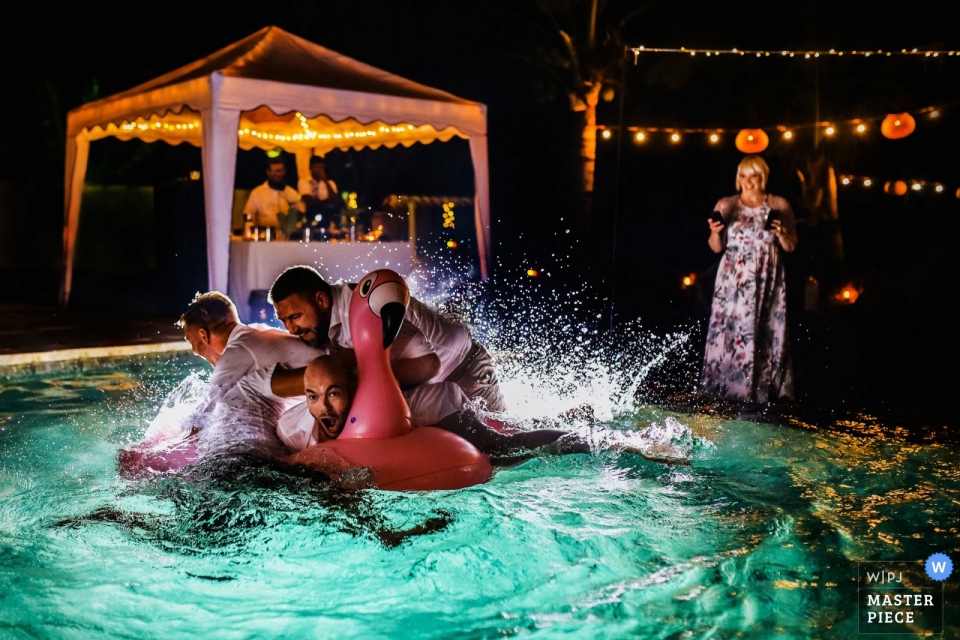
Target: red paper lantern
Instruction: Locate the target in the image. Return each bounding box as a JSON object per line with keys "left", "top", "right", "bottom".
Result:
{"left": 884, "top": 180, "right": 908, "bottom": 196}
{"left": 735, "top": 129, "right": 769, "bottom": 153}
{"left": 880, "top": 113, "right": 916, "bottom": 139}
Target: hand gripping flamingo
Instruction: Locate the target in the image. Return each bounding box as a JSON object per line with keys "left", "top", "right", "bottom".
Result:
{"left": 288, "top": 269, "right": 493, "bottom": 490}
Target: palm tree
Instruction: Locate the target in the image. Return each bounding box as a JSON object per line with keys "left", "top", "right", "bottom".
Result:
{"left": 524, "top": 0, "right": 664, "bottom": 231}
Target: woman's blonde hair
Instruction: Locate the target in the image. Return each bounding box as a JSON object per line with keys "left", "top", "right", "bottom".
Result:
{"left": 736, "top": 155, "right": 769, "bottom": 191}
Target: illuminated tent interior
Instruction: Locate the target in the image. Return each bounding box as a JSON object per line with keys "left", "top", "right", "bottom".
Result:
{"left": 62, "top": 26, "right": 491, "bottom": 304}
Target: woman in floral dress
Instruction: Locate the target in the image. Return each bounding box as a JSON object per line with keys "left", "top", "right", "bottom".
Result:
{"left": 701, "top": 156, "right": 797, "bottom": 402}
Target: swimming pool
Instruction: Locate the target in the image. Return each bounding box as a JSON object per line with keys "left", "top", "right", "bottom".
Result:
{"left": 1, "top": 356, "right": 957, "bottom": 638}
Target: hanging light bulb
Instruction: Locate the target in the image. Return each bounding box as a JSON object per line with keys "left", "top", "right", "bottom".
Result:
{"left": 825, "top": 126, "right": 836, "bottom": 136}
{"left": 856, "top": 123, "right": 866, "bottom": 133}
{"left": 783, "top": 130, "right": 793, "bottom": 140}
{"left": 709, "top": 133, "right": 719, "bottom": 143}
{"left": 863, "top": 179, "right": 872, "bottom": 187}
{"left": 601, "top": 129, "right": 612, "bottom": 139}
{"left": 635, "top": 131, "right": 646, "bottom": 142}
{"left": 841, "top": 177, "right": 851, "bottom": 185}
{"left": 671, "top": 133, "right": 681, "bottom": 143}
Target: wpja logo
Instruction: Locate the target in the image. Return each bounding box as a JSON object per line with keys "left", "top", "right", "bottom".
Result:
{"left": 858, "top": 555, "right": 949, "bottom": 635}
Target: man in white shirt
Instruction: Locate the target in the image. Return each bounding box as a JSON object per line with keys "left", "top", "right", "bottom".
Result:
{"left": 243, "top": 158, "right": 301, "bottom": 232}
{"left": 178, "top": 292, "right": 326, "bottom": 434}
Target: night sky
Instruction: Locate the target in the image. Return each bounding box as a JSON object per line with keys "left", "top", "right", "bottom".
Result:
{"left": 1, "top": 0, "right": 958, "bottom": 421}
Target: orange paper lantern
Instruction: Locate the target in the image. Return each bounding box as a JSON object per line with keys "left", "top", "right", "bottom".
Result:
{"left": 880, "top": 113, "right": 916, "bottom": 139}
{"left": 883, "top": 180, "right": 908, "bottom": 196}
{"left": 735, "top": 129, "right": 769, "bottom": 153}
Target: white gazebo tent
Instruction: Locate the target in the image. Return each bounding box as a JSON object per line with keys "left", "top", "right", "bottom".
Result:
{"left": 62, "top": 26, "right": 491, "bottom": 304}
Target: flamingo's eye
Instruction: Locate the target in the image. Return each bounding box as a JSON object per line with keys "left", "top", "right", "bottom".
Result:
{"left": 359, "top": 274, "right": 377, "bottom": 297}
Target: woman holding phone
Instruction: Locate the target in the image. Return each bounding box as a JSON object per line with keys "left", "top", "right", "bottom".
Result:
{"left": 701, "top": 155, "right": 798, "bottom": 402}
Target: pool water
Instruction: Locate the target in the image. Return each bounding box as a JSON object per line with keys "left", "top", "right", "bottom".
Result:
{"left": 1, "top": 357, "right": 958, "bottom": 639}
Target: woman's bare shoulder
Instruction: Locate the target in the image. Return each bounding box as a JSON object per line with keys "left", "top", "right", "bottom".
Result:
{"left": 715, "top": 195, "right": 739, "bottom": 212}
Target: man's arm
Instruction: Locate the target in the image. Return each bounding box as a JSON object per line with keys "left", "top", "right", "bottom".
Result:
{"left": 208, "top": 343, "right": 255, "bottom": 391}
{"left": 243, "top": 189, "right": 259, "bottom": 217}
{"left": 270, "top": 366, "right": 307, "bottom": 397}
{"left": 392, "top": 353, "right": 441, "bottom": 390}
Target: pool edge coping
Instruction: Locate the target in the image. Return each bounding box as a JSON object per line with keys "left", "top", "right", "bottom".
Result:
{"left": 0, "top": 342, "right": 192, "bottom": 378}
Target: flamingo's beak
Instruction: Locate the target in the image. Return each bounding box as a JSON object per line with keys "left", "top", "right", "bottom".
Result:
{"left": 380, "top": 302, "right": 406, "bottom": 349}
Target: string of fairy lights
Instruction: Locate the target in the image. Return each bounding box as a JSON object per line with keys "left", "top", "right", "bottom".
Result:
{"left": 610, "top": 46, "right": 959, "bottom": 197}
{"left": 598, "top": 105, "right": 959, "bottom": 197}
{"left": 598, "top": 106, "right": 941, "bottom": 142}
{"left": 838, "top": 175, "right": 960, "bottom": 198}
{"left": 630, "top": 46, "right": 960, "bottom": 62}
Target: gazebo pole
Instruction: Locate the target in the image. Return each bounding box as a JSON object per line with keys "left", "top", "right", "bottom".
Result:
{"left": 60, "top": 133, "right": 90, "bottom": 306}
{"left": 468, "top": 134, "right": 491, "bottom": 280}
{"left": 200, "top": 76, "right": 241, "bottom": 295}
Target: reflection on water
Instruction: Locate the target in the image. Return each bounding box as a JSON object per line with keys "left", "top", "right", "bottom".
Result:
{"left": 1, "top": 277, "right": 958, "bottom": 638}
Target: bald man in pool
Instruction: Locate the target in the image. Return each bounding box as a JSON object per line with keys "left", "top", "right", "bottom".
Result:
{"left": 276, "top": 356, "right": 687, "bottom": 463}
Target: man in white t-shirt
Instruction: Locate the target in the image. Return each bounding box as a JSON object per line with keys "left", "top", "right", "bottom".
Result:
{"left": 178, "top": 292, "right": 327, "bottom": 432}
{"left": 243, "top": 158, "right": 301, "bottom": 231}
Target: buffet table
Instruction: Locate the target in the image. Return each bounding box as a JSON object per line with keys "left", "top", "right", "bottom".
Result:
{"left": 228, "top": 240, "right": 415, "bottom": 322}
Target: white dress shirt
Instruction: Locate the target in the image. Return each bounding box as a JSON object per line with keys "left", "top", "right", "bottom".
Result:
{"left": 212, "top": 324, "right": 327, "bottom": 410}
{"left": 243, "top": 182, "right": 301, "bottom": 228}
{"left": 327, "top": 282, "right": 472, "bottom": 382}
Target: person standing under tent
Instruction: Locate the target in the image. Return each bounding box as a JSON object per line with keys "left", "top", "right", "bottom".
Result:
{"left": 243, "top": 157, "right": 301, "bottom": 238}
{"left": 298, "top": 156, "right": 341, "bottom": 231}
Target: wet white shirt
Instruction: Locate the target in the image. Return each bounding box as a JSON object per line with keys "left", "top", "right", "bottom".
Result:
{"left": 243, "top": 182, "right": 300, "bottom": 228}
{"left": 327, "top": 282, "right": 473, "bottom": 383}
{"left": 212, "top": 324, "right": 328, "bottom": 410}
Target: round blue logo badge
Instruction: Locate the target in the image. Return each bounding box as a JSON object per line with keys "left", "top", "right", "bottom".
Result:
{"left": 925, "top": 553, "right": 953, "bottom": 581}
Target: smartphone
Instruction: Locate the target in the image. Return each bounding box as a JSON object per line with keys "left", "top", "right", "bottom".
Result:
{"left": 709, "top": 211, "right": 724, "bottom": 226}
{"left": 764, "top": 209, "right": 782, "bottom": 230}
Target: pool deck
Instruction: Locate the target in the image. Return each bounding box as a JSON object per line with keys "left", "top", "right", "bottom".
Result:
{"left": 0, "top": 303, "right": 190, "bottom": 377}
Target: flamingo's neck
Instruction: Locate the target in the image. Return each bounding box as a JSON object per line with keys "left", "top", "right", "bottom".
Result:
{"left": 339, "top": 339, "right": 412, "bottom": 439}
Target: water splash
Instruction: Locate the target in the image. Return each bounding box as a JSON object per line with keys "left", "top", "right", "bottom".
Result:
{"left": 409, "top": 260, "right": 698, "bottom": 426}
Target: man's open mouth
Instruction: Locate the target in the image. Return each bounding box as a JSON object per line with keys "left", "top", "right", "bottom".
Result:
{"left": 318, "top": 416, "right": 340, "bottom": 436}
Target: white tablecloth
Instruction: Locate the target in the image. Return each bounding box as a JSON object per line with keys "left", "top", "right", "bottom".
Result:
{"left": 228, "top": 240, "right": 414, "bottom": 322}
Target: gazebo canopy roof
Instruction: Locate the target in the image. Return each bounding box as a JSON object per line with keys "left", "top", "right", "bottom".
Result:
{"left": 67, "top": 26, "right": 485, "bottom": 154}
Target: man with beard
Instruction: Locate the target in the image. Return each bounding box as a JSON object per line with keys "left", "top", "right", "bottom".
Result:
{"left": 242, "top": 157, "right": 301, "bottom": 238}
{"left": 268, "top": 265, "right": 504, "bottom": 410}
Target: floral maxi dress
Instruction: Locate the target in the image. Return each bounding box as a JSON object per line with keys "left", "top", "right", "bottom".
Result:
{"left": 700, "top": 194, "right": 795, "bottom": 402}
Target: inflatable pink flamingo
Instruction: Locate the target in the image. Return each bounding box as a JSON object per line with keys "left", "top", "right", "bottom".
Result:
{"left": 287, "top": 269, "right": 493, "bottom": 491}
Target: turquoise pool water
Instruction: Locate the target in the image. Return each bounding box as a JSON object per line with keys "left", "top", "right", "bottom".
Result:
{"left": 1, "top": 359, "right": 957, "bottom": 638}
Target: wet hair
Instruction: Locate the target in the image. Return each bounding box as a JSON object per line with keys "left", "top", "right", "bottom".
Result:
{"left": 177, "top": 292, "right": 239, "bottom": 332}
{"left": 309, "top": 156, "right": 325, "bottom": 167}
{"left": 736, "top": 155, "right": 769, "bottom": 191}
{"left": 268, "top": 265, "right": 332, "bottom": 304}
